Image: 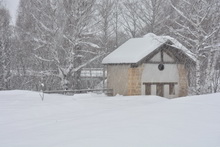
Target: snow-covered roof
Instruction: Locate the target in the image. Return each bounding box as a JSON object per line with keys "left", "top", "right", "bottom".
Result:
{"left": 102, "top": 33, "right": 196, "bottom": 64}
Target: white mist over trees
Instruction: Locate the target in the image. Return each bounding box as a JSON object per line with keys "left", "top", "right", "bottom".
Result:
{"left": 0, "top": 0, "right": 220, "bottom": 94}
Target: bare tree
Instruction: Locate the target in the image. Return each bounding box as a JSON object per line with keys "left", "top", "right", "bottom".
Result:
{"left": 15, "top": 0, "right": 103, "bottom": 90}
{"left": 0, "top": 4, "right": 12, "bottom": 90}
{"left": 96, "top": 0, "right": 115, "bottom": 52}
{"left": 138, "top": 0, "right": 170, "bottom": 35}
{"left": 121, "top": 0, "right": 143, "bottom": 38}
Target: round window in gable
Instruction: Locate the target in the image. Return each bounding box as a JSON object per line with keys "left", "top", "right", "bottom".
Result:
{"left": 158, "top": 64, "right": 164, "bottom": 71}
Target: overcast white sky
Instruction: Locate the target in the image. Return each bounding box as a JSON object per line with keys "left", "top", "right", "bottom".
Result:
{"left": 4, "top": 0, "right": 20, "bottom": 24}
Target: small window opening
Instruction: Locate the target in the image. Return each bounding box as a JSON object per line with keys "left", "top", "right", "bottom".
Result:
{"left": 158, "top": 64, "right": 164, "bottom": 71}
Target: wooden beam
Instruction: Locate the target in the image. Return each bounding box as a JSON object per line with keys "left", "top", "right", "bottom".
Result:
{"left": 143, "top": 82, "right": 178, "bottom": 85}
{"left": 146, "top": 61, "right": 176, "bottom": 64}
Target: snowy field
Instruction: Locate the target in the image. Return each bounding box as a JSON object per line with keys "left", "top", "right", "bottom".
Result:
{"left": 0, "top": 90, "right": 220, "bottom": 147}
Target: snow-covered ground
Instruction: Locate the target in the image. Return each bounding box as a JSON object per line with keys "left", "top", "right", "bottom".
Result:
{"left": 0, "top": 90, "right": 220, "bottom": 147}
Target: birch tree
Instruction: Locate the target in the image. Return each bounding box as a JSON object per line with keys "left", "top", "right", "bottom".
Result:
{"left": 169, "top": 0, "right": 220, "bottom": 94}
{"left": 60, "top": 0, "right": 102, "bottom": 89}
{"left": 16, "top": 0, "right": 102, "bottom": 90}
{"left": 205, "top": 1, "right": 220, "bottom": 93}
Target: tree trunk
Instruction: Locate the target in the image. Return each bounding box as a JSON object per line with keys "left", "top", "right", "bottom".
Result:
{"left": 195, "top": 49, "right": 201, "bottom": 95}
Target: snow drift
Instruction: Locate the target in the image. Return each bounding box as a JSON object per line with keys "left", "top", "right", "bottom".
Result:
{"left": 0, "top": 90, "right": 220, "bottom": 147}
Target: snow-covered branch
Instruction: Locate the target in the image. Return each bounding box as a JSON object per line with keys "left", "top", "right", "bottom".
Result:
{"left": 31, "top": 13, "right": 54, "bottom": 35}
{"left": 74, "top": 53, "right": 105, "bottom": 72}
{"left": 170, "top": 0, "right": 197, "bottom": 28}
{"left": 33, "top": 54, "right": 53, "bottom": 62}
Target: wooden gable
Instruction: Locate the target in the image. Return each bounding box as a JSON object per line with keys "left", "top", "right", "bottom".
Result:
{"left": 130, "top": 42, "right": 195, "bottom": 67}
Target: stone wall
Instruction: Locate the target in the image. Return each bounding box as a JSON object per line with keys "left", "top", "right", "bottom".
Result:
{"left": 178, "top": 64, "right": 188, "bottom": 97}
{"left": 127, "top": 65, "right": 144, "bottom": 95}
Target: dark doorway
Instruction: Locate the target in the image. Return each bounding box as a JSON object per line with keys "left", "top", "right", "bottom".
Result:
{"left": 145, "top": 84, "right": 151, "bottom": 95}
{"left": 143, "top": 82, "right": 177, "bottom": 97}
{"left": 156, "top": 84, "right": 164, "bottom": 97}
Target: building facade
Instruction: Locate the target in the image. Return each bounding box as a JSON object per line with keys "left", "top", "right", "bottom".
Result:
{"left": 102, "top": 33, "right": 195, "bottom": 98}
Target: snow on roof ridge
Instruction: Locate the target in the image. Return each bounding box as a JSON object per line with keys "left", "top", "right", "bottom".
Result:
{"left": 143, "top": 33, "right": 157, "bottom": 38}
{"left": 144, "top": 33, "right": 167, "bottom": 44}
